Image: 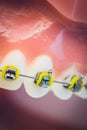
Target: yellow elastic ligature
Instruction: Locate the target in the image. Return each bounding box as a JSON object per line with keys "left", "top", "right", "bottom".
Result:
{"left": 68, "top": 76, "right": 84, "bottom": 91}
{"left": 1, "top": 65, "right": 20, "bottom": 80}
{"left": 34, "top": 71, "right": 54, "bottom": 87}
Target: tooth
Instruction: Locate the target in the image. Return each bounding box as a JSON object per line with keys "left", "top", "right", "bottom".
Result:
{"left": 0, "top": 50, "right": 26, "bottom": 90}
{"left": 52, "top": 66, "right": 78, "bottom": 100}
{"left": 75, "top": 75, "right": 87, "bottom": 99}
{"left": 24, "top": 55, "right": 54, "bottom": 98}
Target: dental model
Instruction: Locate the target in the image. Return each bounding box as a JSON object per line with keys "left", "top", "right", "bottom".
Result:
{"left": 0, "top": 50, "right": 87, "bottom": 100}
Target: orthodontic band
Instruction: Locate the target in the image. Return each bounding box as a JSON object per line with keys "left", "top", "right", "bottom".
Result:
{"left": 0, "top": 65, "right": 86, "bottom": 90}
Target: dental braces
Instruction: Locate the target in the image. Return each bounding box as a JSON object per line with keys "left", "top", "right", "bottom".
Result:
{"left": 0, "top": 65, "right": 86, "bottom": 92}
{"left": 0, "top": 66, "right": 69, "bottom": 85}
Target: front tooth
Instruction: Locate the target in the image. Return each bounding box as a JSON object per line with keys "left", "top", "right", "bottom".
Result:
{"left": 52, "top": 66, "right": 78, "bottom": 100}
{"left": 75, "top": 75, "right": 87, "bottom": 99}
{"left": 24, "top": 55, "right": 54, "bottom": 98}
{"left": 0, "top": 50, "right": 26, "bottom": 90}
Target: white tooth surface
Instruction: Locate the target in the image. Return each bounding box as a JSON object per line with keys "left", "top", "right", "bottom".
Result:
{"left": 24, "top": 55, "right": 54, "bottom": 98}
{"left": 52, "top": 66, "right": 78, "bottom": 100}
{"left": 75, "top": 75, "right": 87, "bottom": 99}
{"left": 52, "top": 83, "right": 72, "bottom": 100}
{"left": 0, "top": 50, "right": 26, "bottom": 90}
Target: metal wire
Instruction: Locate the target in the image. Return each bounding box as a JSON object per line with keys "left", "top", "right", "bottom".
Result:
{"left": 20, "top": 74, "right": 35, "bottom": 79}
{"left": 20, "top": 74, "right": 69, "bottom": 85}
{"left": 54, "top": 80, "right": 69, "bottom": 85}
{"left": 0, "top": 69, "right": 69, "bottom": 85}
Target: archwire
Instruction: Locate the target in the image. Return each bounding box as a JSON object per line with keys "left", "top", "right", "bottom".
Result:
{"left": 0, "top": 69, "right": 69, "bottom": 85}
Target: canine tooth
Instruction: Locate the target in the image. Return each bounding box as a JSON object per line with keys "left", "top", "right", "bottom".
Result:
{"left": 0, "top": 50, "right": 26, "bottom": 90}
{"left": 24, "top": 55, "right": 54, "bottom": 98}
{"left": 52, "top": 66, "right": 78, "bottom": 100}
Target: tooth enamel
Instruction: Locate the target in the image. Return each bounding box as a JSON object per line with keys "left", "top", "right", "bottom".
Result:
{"left": 0, "top": 50, "right": 26, "bottom": 90}
{"left": 60, "top": 66, "right": 79, "bottom": 79}
{"left": 24, "top": 55, "right": 54, "bottom": 98}
{"left": 75, "top": 75, "right": 87, "bottom": 99}
{"left": 52, "top": 66, "right": 78, "bottom": 100}
{"left": 52, "top": 83, "right": 72, "bottom": 100}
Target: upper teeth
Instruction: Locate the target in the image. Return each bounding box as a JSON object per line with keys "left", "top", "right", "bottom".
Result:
{"left": 0, "top": 50, "right": 26, "bottom": 90}
{"left": 0, "top": 50, "right": 87, "bottom": 100}
{"left": 52, "top": 66, "right": 85, "bottom": 100}
{"left": 23, "top": 55, "right": 54, "bottom": 98}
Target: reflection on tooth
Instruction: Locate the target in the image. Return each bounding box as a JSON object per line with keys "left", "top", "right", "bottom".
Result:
{"left": 24, "top": 55, "right": 54, "bottom": 98}
{"left": 0, "top": 50, "right": 26, "bottom": 90}
{"left": 52, "top": 66, "right": 78, "bottom": 100}
{"left": 75, "top": 75, "right": 87, "bottom": 99}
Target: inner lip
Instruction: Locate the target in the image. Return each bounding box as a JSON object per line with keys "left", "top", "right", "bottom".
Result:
{"left": 0, "top": 0, "right": 87, "bottom": 129}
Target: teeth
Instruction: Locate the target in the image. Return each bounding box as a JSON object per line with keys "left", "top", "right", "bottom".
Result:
{"left": 52, "top": 83, "right": 72, "bottom": 100}
{"left": 0, "top": 50, "right": 26, "bottom": 90}
{"left": 0, "top": 50, "right": 86, "bottom": 100}
{"left": 75, "top": 75, "right": 87, "bottom": 99}
{"left": 52, "top": 66, "right": 78, "bottom": 100}
{"left": 24, "top": 55, "right": 54, "bottom": 98}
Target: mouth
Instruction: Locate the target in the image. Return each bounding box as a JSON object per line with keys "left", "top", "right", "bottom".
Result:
{"left": 0, "top": 0, "right": 87, "bottom": 129}
{"left": 0, "top": 0, "right": 87, "bottom": 99}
